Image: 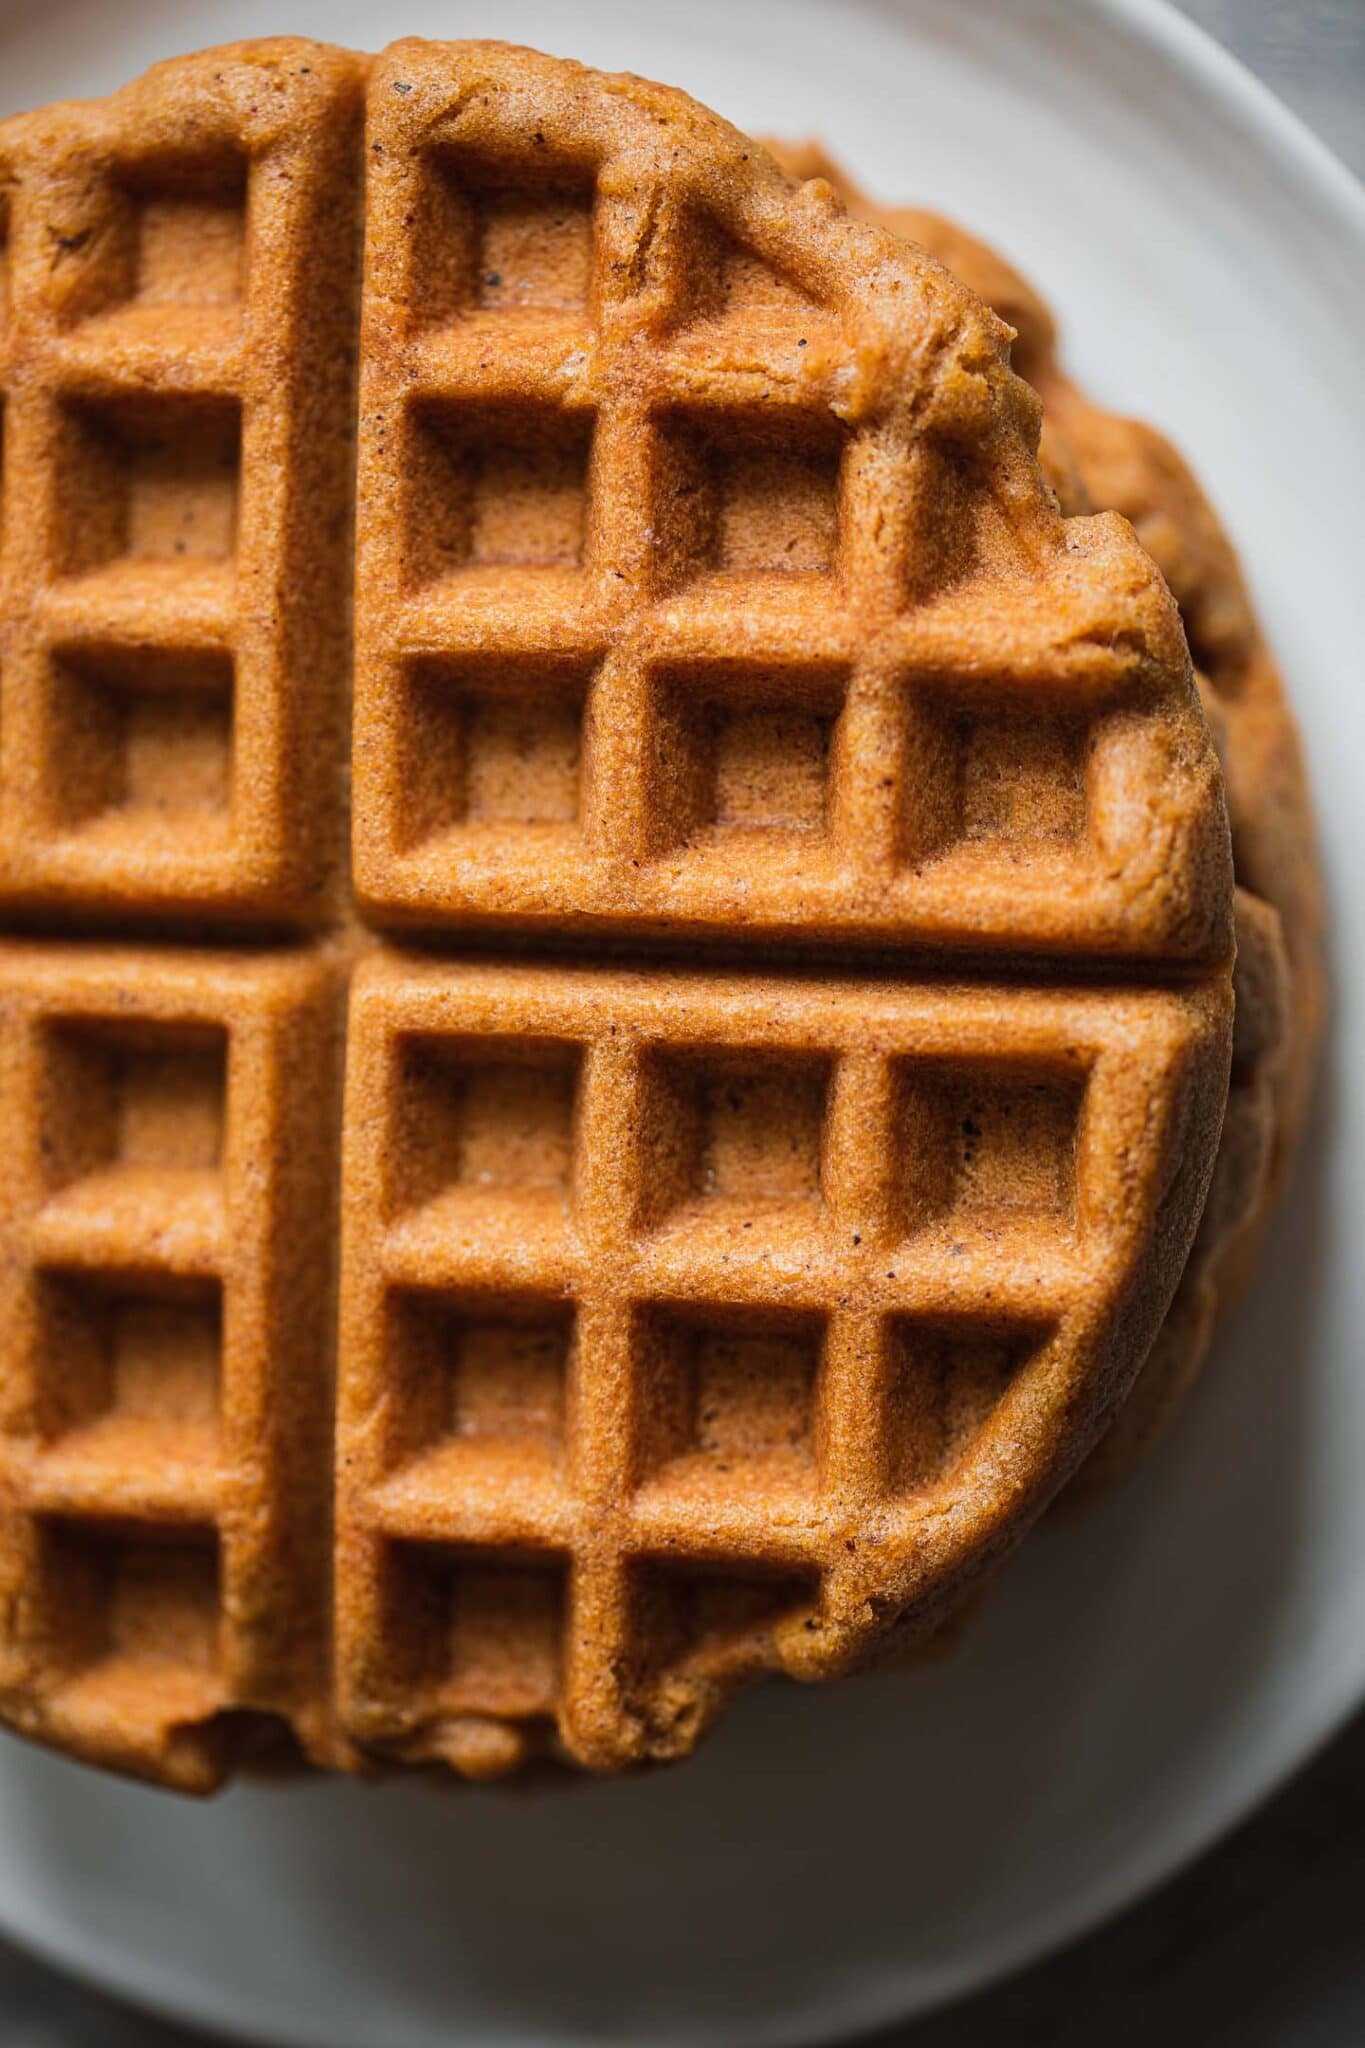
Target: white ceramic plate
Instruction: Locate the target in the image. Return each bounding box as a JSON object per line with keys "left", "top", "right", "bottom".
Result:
{"left": 1, "top": 2, "right": 1362, "bottom": 2042}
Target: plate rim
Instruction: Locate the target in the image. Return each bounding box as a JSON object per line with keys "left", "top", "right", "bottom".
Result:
{"left": 0, "top": 1, "right": 1362, "bottom": 2042}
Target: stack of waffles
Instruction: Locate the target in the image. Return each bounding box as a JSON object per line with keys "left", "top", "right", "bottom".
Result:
{"left": 0, "top": 36, "right": 1316, "bottom": 1792}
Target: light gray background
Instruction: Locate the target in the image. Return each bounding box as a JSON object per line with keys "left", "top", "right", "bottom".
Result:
{"left": 2, "top": 2, "right": 1362, "bottom": 2042}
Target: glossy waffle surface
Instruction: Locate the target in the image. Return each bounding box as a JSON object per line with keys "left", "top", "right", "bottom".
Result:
{"left": 0, "top": 41, "right": 1235, "bottom": 1788}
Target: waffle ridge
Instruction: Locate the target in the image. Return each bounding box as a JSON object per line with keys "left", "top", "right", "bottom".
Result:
{"left": 337, "top": 954, "right": 1225, "bottom": 1774}
{"left": 0, "top": 41, "right": 363, "bottom": 927}
{"left": 0, "top": 41, "right": 1238, "bottom": 1788}
{"left": 0, "top": 39, "right": 364, "bottom": 1789}
{"left": 766, "top": 140, "right": 1323, "bottom": 1479}
{"left": 352, "top": 41, "right": 1227, "bottom": 964}
{"left": 0, "top": 940, "right": 342, "bottom": 1789}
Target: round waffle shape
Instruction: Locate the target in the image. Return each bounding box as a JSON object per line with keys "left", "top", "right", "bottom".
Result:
{"left": 0, "top": 42, "right": 1232, "bottom": 1789}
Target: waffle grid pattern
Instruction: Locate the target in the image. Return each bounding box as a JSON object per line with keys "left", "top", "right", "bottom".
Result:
{"left": 0, "top": 40, "right": 1235, "bottom": 1787}
{"left": 761, "top": 142, "right": 1319, "bottom": 1484}
{"left": 0, "top": 945, "right": 340, "bottom": 1790}
{"left": 0, "top": 45, "right": 362, "bottom": 1788}
{"left": 353, "top": 43, "right": 1222, "bottom": 960}
{"left": 0, "top": 46, "right": 361, "bottom": 925}
{"left": 337, "top": 959, "right": 1211, "bottom": 1774}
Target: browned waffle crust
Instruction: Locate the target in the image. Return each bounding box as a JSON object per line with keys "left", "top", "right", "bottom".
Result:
{"left": 767, "top": 142, "right": 1324, "bottom": 1479}
{"left": 338, "top": 957, "right": 1225, "bottom": 1773}
{"left": 0, "top": 42, "right": 1233, "bottom": 1790}
{"left": 0, "top": 943, "right": 344, "bottom": 1783}
{"left": 0, "top": 43, "right": 363, "bottom": 926}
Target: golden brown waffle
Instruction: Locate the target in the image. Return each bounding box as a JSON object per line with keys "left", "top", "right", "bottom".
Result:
{"left": 0, "top": 942, "right": 343, "bottom": 1791}
{"left": 0, "top": 39, "right": 364, "bottom": 1789}
{"left": 336, "top": 955, "right": 1227, "bottom": 1775}
{"left": 768, "top": 141, "right": 1324, "bottom": 1478}
{"left": 0, "top": 42, "right": 363, "bottom": 927}
{"left": 0, "top": 42, "right": 1234, "bottom": 1790}
{"left": 351, "top": 42, "right": 1229, "bottom": 965}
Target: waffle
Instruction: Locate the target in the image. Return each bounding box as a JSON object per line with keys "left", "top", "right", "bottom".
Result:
{"left": 337, "top": 954, "right": 1226, "bottom": 1774}
{"left": 0, "top": 40, "right": 1234, "bottom": 1789}
{"left": 0, "top": 41, "right": 364, "bottom": 926}
{"left": 0, "top": 38, "right": 364, "bottom": 1789}
{"left": 768, "top": 142, "right": 1323, "bottom": 1477}
{"left": 351, "top": 42, "right": 1229, "bottom": 965}
{"left": 0, "top": 941, "right": 344, "bottom": 1790}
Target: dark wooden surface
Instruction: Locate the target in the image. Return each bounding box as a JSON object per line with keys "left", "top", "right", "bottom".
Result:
{"left": 3, "top": 3, "right": 1362, "bottom": 2042}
